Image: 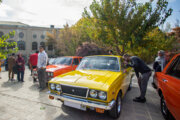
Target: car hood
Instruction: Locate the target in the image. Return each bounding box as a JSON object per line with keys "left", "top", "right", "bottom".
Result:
{"left": 46, "top": 65, "right": 70, "bottom": 72}
{"left": 50, "top": 70, "right": 121, "bottom": 91}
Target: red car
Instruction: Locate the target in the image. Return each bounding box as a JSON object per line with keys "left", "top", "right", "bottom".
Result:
{"left": 153, "top": 53, "right": 180, "bottom": 120}
{"left": 33, "top": 56, "right": 82, "bottom": 82}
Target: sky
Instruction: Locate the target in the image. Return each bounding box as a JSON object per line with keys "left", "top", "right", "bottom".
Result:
{"left": 0, "top": 0, "right": 179, "bottom": 28}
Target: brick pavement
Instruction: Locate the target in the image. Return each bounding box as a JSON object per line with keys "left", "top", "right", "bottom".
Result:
{"left": 0, "top": 67, "right": 164, "bottom": 120}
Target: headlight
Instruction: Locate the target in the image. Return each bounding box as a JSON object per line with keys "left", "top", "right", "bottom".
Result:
{"left": 56, "top": 84, "right": 61, "bottom": 91}
{"left": 50, "top": 83, "right": 56, "bottom": 90}
{"left": 98, "top": 91, "right": 107, "bottom": 100}
{"left": 89, "top": 90, "right": 98, "bottom": 98}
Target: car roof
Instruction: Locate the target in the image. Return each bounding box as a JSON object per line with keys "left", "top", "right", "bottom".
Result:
{"left": 57, "top": 56, "right": 83, "bottom": 58}
{"left": 85, "top": 55, "right": 122, "bottom": 58}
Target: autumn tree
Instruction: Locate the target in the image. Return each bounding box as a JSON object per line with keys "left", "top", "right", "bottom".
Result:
{"left": 0, "top": 31, "right": 18, "bottom": 59}
{"left": 0, "top": 1, "right": 18, "bottom": 59}
{"left": 46, "top": 29, "right": 60, "bottom": 56}
{"left": 83, "top": 0, "right": 173, "bottom": 55}
{"left": 135, "top": 28, "right": 175, "bottom": 63}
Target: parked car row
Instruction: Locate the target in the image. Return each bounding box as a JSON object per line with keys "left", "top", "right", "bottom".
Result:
{"left": 33, "top": 54, "right": 179, "bottom": 119}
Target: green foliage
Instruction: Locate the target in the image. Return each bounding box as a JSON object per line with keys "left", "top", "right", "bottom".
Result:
{"left": 83, "top": 0, "right": 173, "bottom": 55}
{"left": 58, "top": 24, "right": 86, "bottom": 56}
{"left": 49, "top": 20, "right": 96, "bottom": 56}
{"left": 0, "top": 31, "right": 18, "bottom": 59}
{"left": 132, "top": 28, "right": 175, "bottom": 63}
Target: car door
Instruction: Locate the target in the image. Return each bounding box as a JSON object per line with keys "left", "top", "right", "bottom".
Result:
{"left": 72, "top": 58, "right": 79, "bottom": 70}
{"left": 161, "top": 55, "right": 180, "bottom": 120}
{"left": 120, "top": 58, "right": 131, "bottom": 94}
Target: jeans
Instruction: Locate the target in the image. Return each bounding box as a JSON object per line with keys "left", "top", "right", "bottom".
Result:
{"left": 38, "top": 68, "right": 46, "bottom": 89}
{"left": 17, "top": 71, "right": 24, "bottom": 82}
{"left": 138, "top": 71, "right": 152, "bottom": 99}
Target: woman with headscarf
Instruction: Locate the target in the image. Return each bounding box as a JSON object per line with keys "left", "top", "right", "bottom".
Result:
{"left": 16, "top": 53, "right": 25, "bottom": 82}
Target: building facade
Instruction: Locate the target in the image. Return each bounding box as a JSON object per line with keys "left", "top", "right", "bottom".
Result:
{"left": 0, "top": 21, "right": 59, "bottom": 60}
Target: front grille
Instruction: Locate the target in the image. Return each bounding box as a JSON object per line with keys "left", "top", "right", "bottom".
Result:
{"left": 61, "top": 85, "right": 88, "bottom": 98}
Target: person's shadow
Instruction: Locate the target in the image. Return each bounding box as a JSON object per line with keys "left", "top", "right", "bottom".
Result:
{"left": 1, "top": 80, "right": 24, "bottom": 91}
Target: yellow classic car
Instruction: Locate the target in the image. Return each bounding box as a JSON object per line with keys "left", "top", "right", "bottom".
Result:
{"left": 48, "top": 55, "right": 134, "bottom": 118}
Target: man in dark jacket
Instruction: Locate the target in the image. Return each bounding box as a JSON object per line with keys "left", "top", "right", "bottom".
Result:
{"left": 8, "top": 53, "right": 16, "bottom": 81}
{"left": 123, "top": 54, "right": 152, "bottom": 103}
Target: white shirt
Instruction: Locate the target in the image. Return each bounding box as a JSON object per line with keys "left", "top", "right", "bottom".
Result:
{"left": 155, "top": 56, "right": 165, "bottom": 71}
{"left": 37, "top": 51, "right": 48, "bottom": 68}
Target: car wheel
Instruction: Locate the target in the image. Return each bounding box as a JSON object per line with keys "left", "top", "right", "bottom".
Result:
{"left": 161, "top": 95, "right": 174, "bottom": 120}
{"left": 109, "top": 92, "right": 122, "bottom": 118}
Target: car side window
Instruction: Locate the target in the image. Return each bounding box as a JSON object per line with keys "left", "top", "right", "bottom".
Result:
{"left": 73, "top": 58, "right": 79, "bottom": 65}
{"left": 166, "top": 56, "right": 180, "bottom": 79}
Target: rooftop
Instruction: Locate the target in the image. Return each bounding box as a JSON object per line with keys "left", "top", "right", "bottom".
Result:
{"left": 0, "top": 21, "right": 29, "bottom": 26}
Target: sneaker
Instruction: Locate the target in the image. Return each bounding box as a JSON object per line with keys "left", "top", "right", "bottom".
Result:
{"left": 135, "top": 96, "right": 141, "bottom": 100}
{"left": 133, "top": 98, "right": 146, "bottom": 103}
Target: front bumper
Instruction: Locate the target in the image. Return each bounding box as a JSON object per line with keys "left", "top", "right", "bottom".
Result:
{"left": 48, "top": 91, "right": 115, "bottom": 110}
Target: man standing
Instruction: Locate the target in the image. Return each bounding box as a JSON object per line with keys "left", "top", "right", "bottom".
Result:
{"left": 123, "top": 54, "right": 152, "bottom": 103}
{"left": 154, "top": 50, "right": 166, "bottom": 72}
{"left": 37, "top": 46, "right": 48, "bottom": 90}
{"left": 29, "top": 51, "right": 39, "bottom": 82}
{"left": 8, "top": 53, "right": 16, "bottom": 81}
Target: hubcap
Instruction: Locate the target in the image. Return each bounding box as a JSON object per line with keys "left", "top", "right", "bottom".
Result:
{"left": 162, "top": 98, "right": 167, "bottom": 115}
{"left": 117, "top": 96, "right": 121, "bottom": 113}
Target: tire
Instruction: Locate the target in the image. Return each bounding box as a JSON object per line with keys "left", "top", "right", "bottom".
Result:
{"left": 109, "top": 92, "right": 122, "bottom": 118}
{"left": 161, "top": 95, "right": 174, "bottom": 120}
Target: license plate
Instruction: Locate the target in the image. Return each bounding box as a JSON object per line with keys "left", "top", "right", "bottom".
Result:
{"left": 64, "top": 101, "right": 86, "bottom": 111}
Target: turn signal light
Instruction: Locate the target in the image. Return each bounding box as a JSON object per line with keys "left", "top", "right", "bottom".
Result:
{"left": 96, "top": 108, "right": 104, "bottom": 113}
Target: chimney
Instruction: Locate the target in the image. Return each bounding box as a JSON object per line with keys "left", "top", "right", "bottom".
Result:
{"left": 50, "top": 25, "right": 54, "bottom": 28}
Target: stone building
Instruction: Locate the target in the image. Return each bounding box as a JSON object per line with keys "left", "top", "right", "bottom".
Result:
{"left": 0, "top": 21, "right": 60, "bottom": 61}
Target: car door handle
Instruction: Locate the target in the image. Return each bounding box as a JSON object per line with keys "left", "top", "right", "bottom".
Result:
{"left": 162, "top": 79, "right": 168, "bottom": 83}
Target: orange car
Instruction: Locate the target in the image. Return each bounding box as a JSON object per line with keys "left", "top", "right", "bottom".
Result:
{"left": 153, "top": 53, "right": 180, "bottom": 120}
{"left": 33, "top": 56, "right": 82, "bottom": 82}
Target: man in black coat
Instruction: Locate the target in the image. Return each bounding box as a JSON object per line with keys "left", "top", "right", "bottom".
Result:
{"left": 123, "top": 54, "right": 152, "bottom": 103}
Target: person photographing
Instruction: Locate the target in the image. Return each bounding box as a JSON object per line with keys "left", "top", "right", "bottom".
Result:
{"left": 123, "top": 54, "right": 152, "bottom": 103}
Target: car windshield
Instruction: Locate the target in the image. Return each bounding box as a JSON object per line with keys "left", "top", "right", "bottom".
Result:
{"left": 49, "top": 58, "right": 55, "bottom": 65}
{"left": 77, "top": 56, "right": 120, "bottom": 71}
{"left": 55, "top": 57, "right": 72, "bottom": 65}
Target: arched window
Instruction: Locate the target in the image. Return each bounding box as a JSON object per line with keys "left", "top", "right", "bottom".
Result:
{"left": 32, "top": 42, "right": 38, "bottom": 50}
{"left": 17, "top": 41, "right": 26, "bottom": 50}
{"left": 33, "top": 34, "right": 37, "bottom": 39}
{"left": 48, "top": 44, "right": 53, "bottom": 51}
{"left": 19, "top": 32, "right": 24, "bottom": 38}
{"left": 7, "top": 40, "right": 16, "bottom": 49}
{"left": 40, "top": 42, "right": 45, "bottom": 49}
{"left": 41, "top": 35, "right": 45, "bottom": 39}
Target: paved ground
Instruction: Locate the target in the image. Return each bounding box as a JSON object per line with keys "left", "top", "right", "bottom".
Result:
{"left": 0, "top": 67, "right": 165, "bottom": 120}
